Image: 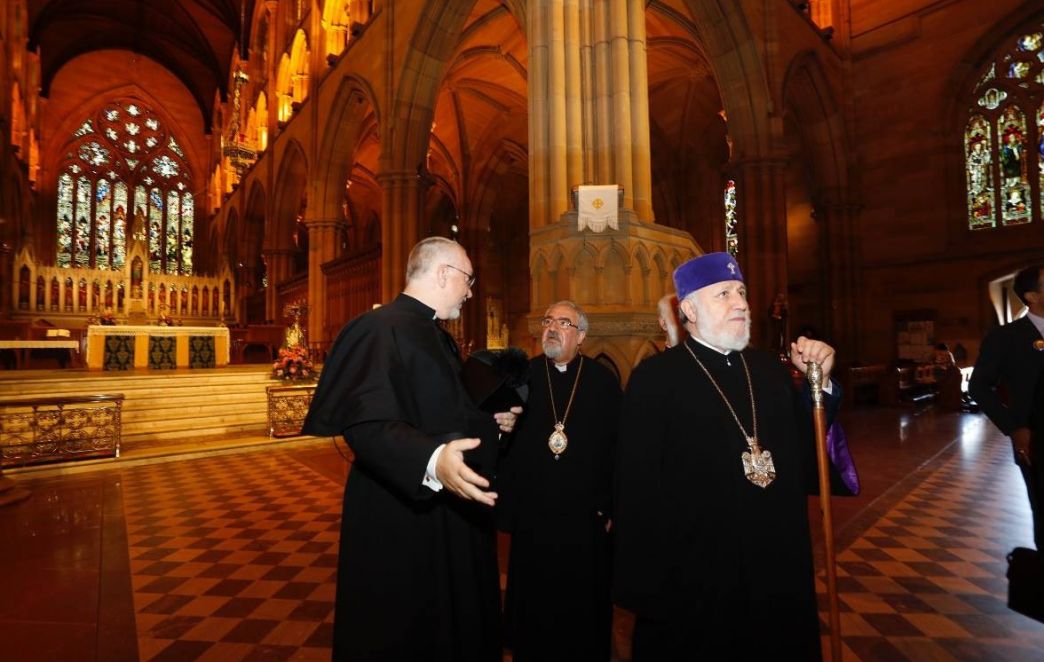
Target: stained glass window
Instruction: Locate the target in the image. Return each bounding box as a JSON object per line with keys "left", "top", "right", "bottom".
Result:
{"left": 965, "top": 21, "right": 1044, "bottom": 229}
{"left": 55, "top": 98, "right": 195, "bottom": 273}
{"left": 965, "top": 115, "right": 994, "bottom": 229}
{"left": 724, "top": 180, "right": 738, "bottom": 256}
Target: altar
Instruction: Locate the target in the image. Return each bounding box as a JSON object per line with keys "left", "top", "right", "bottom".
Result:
{"left": 85, "top": 325, "right": 230, "bottom": 370}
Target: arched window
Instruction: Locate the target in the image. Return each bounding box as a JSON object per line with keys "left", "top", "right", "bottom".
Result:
{"left": 55, "top": 98, "right": 194, "bottom": 274}
{"left": 964, "top": 24, "right": 1043, "bottom": 230}
{"left": 724, "top": 179, "right": 738, "bottom": 256}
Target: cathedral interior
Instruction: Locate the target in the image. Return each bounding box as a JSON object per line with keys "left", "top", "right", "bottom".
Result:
{"left": 1, "top": 0, "right": 1044, "bottom": 660}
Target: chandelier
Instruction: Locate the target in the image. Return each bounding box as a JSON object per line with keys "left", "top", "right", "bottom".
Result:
{"left": 223, "top": 68, "right": 256, "bottom": 179}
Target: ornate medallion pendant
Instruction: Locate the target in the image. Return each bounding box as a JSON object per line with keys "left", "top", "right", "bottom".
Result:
{"left": 548, "top": 422, "right": 569, "bottom": 459}
{"left": 741, "top": 436, "right": 776, "bottom": 488}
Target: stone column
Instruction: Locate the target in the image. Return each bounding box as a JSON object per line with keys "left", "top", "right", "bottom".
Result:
{"left": 732, "top": 159, "right": 789, "bottom": 349}
{"left": 525, "top": 0, "right": 696, "bottom": 381}
{"left": 301, "top": 218, "right": 346, "bottom": 342}
{"left": 235, "top": 263, "right": 253, "bottom": 323}
{"left": 377, "top": 171, "right": 421, "bottom": 302}
{"left": 261, "top": 248, "right": 295, "bottom": 323}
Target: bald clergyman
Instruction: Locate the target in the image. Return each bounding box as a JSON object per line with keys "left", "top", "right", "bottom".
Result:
{"left": 302, "top": 237, "right": 520, "bottom": 661}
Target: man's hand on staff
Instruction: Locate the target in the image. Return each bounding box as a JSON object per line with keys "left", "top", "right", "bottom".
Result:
{"left": 790, "top": 336, "right": 836, "bottom": 385}
{"left": 494, "top": 406, "right": 524, "bottom": 433}
{"left": 436, "top": 437, "right": 497, "bottom": 506}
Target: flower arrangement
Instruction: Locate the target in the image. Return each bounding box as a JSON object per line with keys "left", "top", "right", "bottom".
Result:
{"left": 99, "top": 309, "right": 117, "bottom": 326}
{"left": 272, "top": 344, "right": 314, "bottom": 381}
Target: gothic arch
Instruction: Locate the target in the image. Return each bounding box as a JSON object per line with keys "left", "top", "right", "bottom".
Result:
{"left": 632, "top": 339, "right": 662, "bottom": 368}
{"left": 678, "top": 0, "right": 775, "bottom": 159}
{"left": 943, "top": 6, "right": 1044, "bottom": 245}
{"left": 386, "top": 1, "right": 480, "bottom": 173}
{"left": 269, "top": 140, "right": 307, "bottom": 252}
{"left": 42, "top": 83, "right": 204, "bottom": 186}
{"left": 223, "top": 207, "right": 240, "bottom": 272}
{"left": 241, "top": 181, "right": 266, "bottom": 271}
{"left": 313, "top": 76, "right": 382, "bottom": 224}
{"left": 781, "top": 51, "right": 849, "bottom": 201}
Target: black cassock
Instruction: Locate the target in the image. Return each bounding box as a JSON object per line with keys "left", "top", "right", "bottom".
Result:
{"left": 614, "top": 338, "right": 839, "bottom": 661}
{"left": 497, "top": 354, "right": 621, "bottom": 661}
{"left": 302, "top": 293, "right": 501, "bottom": 662}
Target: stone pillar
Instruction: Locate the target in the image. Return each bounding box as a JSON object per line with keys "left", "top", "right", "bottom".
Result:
{"left": 377, "top": 171, "right": 421, "bottom": 302}
{"left": 235, "top": 263, "right": 253, "bottom": 323}
{"left": 261, "top": 248, "right": 295, "bottom": 323}
{"left": 731, "top": 159, "right": 788, "bottom": 349}
{"left": 526, "top": 0, "right": 695, "bottom": 381}
{"left": 302, "top": 218, "right": 345, "bottom": 342}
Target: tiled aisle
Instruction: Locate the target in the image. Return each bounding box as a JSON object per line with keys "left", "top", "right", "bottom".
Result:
{"left": 2, "top": 410, "right": 1044, "bottom": 661}
{"left": 121, "top": 450, "right": 342, "bottom": 661}
{"left": 821, "top": 415, "right": 1044, "bottom": 661}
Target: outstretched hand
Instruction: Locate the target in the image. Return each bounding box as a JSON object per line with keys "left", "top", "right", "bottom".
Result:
{"left": 435, "top": 437, "right": 497, "bottom": 506}
{"left": 789, "top": 336, "right": 835, "bottom": 385}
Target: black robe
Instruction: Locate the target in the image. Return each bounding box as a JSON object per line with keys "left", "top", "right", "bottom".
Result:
{"left": 302, "top": 293, "right": 501, "bottom": 662}
{"left": 498, "top": 354, "right": 621, "bottom": 661}
{"left": 613, "top": 338, "right": 839, "bottom": 661}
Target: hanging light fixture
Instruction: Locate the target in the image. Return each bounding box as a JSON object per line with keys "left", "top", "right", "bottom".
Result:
{"left": 223, "top": 67, "right": 256, "bottom": 179}
{"left": 222, "top": 0, "right": 255, "bottom": 181}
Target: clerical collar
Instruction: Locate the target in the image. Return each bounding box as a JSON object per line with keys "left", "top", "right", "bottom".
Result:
{"left": 690, "top": 335, "right": 732, "bottom": 356}
{"left": 547, "top": 354, "right": 579, "bottom": 373}
{"left": 395, "top": 293, "right": 436, "bottom": 320}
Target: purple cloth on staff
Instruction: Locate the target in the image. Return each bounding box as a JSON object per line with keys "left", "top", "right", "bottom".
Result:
{"left": 827, "top": 421, "right": 860, "bottom": 495}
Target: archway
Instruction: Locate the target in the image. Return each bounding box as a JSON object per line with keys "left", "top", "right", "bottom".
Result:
{"left": 424, "top": 1, "right": 529, "bottom": 348}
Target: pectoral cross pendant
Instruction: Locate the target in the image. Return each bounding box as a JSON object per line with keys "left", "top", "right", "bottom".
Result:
{"left": 741, "top": 436, "right": 776, "bottom": 488}
{"left": 548, "top": 422, "right": 568, "bottom": 460}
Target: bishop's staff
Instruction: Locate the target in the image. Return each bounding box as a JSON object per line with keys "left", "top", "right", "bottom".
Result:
{"left": 808, "top": 361, "right": 842, "bottom": 662}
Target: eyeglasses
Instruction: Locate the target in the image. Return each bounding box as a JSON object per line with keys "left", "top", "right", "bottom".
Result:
{"left": 443, "top": 264, "right": 476, "bottom": 288}
{"left": 541, "top": 317, "right": 580, "bottom": 330}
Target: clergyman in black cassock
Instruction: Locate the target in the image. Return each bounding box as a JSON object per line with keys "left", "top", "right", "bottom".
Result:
{"left": 498, "top": 300, "right": 622, "bottom": 661}
{"left": 614, "top": 252, "right": 842, "bottom": 661}
{"left": 301, "top": 238, "right": 518, "bottom": 662}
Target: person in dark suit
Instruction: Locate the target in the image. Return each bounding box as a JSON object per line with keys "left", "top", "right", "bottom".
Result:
{"left": 970, "top": 264, "right": 1044, "bottom": 547}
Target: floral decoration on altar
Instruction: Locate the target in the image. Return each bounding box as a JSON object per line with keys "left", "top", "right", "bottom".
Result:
{"left": 273, "top": 344, "right": 314, "bottom": 381}
{"left": 272, "top": 299, "right": 316, "bottom": 382}
{"left": 98, "top": 309, "right": 117, "bottom": 326}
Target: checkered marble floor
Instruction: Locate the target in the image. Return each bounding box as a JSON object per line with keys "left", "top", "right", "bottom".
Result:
{"left": 818, "top": 418, "right": 1044, "bottom": 661}
{"left": 121, "top": 451, "right": 342, "bottom": 661}
{"left": 4, "top": 409, "right": 1043, "bottom": 661}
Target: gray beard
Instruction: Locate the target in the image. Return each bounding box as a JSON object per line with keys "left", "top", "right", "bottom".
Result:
{"left": 542, "top": 339, "right": 563, "bottom": 359}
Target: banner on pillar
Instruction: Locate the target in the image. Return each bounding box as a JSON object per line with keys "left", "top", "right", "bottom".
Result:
{"left": 577, "top": 185, "right": 619, "bottom": 232}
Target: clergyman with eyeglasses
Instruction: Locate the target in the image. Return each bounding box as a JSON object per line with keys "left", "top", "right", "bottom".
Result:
{"left": 302, "top": 236, "right": 521, "bottom": 661}
{"left": 497, "top": 300, "right": 622, "bottom": 661}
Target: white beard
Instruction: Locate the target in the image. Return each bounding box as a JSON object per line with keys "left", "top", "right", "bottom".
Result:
{"left": 694, "top": 303, "right": 751, "bottom": 352}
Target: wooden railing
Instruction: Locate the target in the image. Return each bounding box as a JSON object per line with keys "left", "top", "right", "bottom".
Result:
{"left": 0, "top": 394, "right": 124, "bottom": 467}
{"left": 323, "top": 246, "right": 380, "bottom": 341}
